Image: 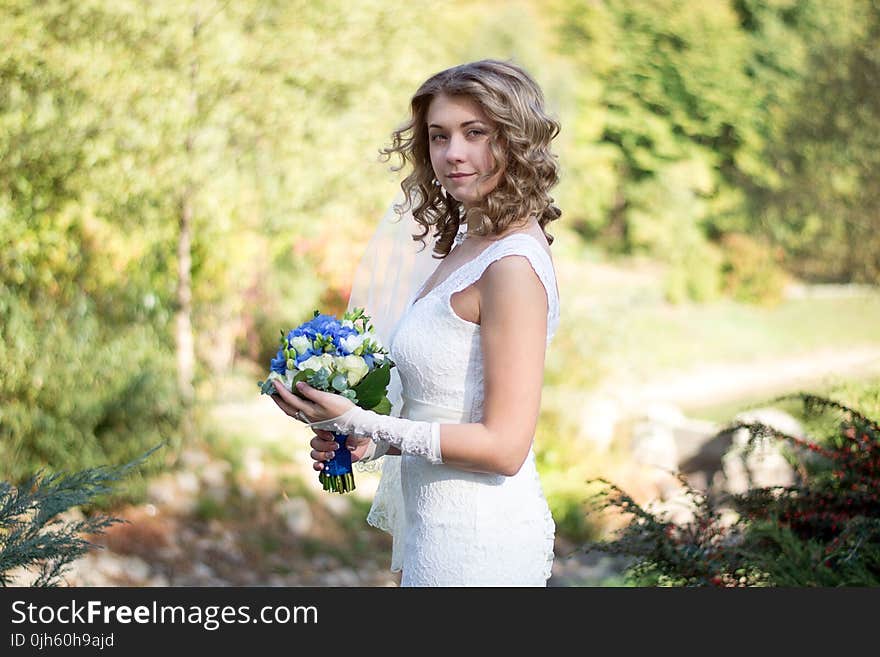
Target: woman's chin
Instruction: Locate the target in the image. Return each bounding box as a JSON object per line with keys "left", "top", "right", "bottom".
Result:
{"left": 446, "top": 191, "right": 477, "bottom": 207}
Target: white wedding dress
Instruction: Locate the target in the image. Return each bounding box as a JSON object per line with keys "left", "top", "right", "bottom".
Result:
{"left": 367, "top": 229, "right": 560, "bottom": 587}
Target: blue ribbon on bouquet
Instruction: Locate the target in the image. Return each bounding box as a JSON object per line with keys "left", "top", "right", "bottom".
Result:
{"left": 319, "top": 432, "right": 355, "bottom": 493}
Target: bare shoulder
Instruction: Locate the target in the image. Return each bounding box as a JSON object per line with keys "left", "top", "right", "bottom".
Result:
{"left": 483, "top": 252, "right": 541, "bottom": 281}
{"left": 479, "top": 253, "right": 549, "bottom": 309}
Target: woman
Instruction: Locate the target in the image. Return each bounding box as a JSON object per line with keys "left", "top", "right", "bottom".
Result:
{"left": 271, "top": 59, "right": 562, "bottom": 586}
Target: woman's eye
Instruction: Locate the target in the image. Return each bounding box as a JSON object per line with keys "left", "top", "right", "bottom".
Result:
{"left": 468, "top": 129, "right": 484, "bottom": 137}
{"left": 430, "top": 134, "right": 446, "bottom": 142}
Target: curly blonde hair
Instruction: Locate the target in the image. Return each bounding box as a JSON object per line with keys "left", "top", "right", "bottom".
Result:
{"left": 379, "top": 59, "right": 562, "bottom": 258}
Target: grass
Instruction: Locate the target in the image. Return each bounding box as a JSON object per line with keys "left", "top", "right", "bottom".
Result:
{"left": 549, "top": 254, "right": 880, "bottom": 389}
{"left": 685, "top": 374, "right": 880, "bottom": 424}
{"left": 617, "top": 295, "right": 880, "bottom": 373}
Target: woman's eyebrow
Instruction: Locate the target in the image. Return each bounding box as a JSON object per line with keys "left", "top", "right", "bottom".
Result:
{"left": 428, "top": 120, "right": 486, "bottom": 129}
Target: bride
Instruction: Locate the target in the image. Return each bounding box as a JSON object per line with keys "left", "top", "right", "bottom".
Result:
{"left": 271, "top": 59, "right": 562, "bottom": 586}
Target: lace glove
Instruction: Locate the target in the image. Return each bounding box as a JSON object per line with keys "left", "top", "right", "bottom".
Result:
{"left": 358, "top": 438, "right": 391, "bottom": 463}
{"left": 310, "top": 407, "right": 442, "bottom": 464}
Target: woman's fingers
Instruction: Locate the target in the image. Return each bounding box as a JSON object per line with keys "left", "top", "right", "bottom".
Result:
{"left": 309, "top": 435, "right": 338, "bottom": 451}
{"left": 272, "top": 381, "right": 315, "bottom": 416}
{"left": 308, "top": 431, "right": 340, "bottom": 472}
{"left": 309, "top": 434, "right": 338, "bottom": 469}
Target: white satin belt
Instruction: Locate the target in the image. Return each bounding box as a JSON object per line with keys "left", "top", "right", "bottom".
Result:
{"left": 400, "top": 396, "right": 470, "bottom": 424}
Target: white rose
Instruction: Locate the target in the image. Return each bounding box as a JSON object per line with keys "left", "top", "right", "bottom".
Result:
{"left": 290, "top": 336, "right": 311, "bottom": 356}
{"left": 298, "top": 353, "right": 335, "bottom": 372}
{"left": 297, "top": 355, "right": 322, "bottom": 372}
{"left": 334, "top": 354, "right": 370, "bottom": 386}
{"left": 340, "top": 333, "right": 366, "bottom": 354}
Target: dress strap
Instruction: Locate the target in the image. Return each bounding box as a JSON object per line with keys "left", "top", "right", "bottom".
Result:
{"left": 444, "top": 233, "right": 560, "bottom": 337}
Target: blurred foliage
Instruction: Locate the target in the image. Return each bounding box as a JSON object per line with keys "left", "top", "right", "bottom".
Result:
{"left": 719, "top": 232, "right": 787, "bottom": 305}
{"left": 550, "top": 0, "right": 879, "bottom": 291}
{"left": 0, "top": 293, "right": 180, "bottom": 484}
{"left": 780, "top": 376, "right": 880, "bottom": 444}
{"left": 2, "top": 0, "right": 879, "bottom": 481}
{"left": 747, "top": 0, "right": 880, "bottom": 285}
{"left": 582, "top": 392, "right": 880, "bottom": 586}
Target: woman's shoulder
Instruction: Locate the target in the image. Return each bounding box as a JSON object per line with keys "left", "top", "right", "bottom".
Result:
{"left": 476, "top": 225, "right": 559, "bottom": 310}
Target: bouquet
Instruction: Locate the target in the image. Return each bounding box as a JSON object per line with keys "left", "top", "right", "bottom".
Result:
{"left": 259, "top": 307, "right": 394, "bottom": 493}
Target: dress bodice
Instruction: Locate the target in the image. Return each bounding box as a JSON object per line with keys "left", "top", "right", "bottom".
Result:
{"left": 368, "top": 231, "right": 560, "bottom": 586}
{"left": 389, "top": 232, "right": 560, "bottom": 423}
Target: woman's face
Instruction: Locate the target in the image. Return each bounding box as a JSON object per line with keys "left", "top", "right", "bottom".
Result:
{"left": 426, "top": 93, "right": 503, "bottom": 210}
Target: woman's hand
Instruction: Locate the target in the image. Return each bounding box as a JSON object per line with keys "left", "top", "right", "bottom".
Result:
{"left": 270, "top": 380, "right": 355, "bottom": 424}
{"left": 309, "top": 430, "right": 374, "bottom": 472}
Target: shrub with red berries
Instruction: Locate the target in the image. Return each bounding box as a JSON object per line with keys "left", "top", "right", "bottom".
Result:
{"left": 582, "top": 393, "right": 880, "bottom": 586}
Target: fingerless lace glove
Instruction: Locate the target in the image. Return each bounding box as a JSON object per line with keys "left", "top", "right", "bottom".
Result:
{"left": 358, "top": 438, "right": 391, "bottom": 463}
{"left": 310, "top": 407, "right": 442, "bottom": 464}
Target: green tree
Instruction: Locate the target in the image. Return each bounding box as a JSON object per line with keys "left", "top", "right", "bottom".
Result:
{"left": 754, "top": 0, "right": 880, "bottom": 284}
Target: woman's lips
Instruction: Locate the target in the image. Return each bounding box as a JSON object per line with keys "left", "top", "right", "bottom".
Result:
{"left": 447, "top": 173, "right": 475, "bottom": 181}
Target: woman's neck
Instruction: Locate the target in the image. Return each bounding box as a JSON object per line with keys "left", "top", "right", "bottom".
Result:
{"left": 461, "top": 214, "right": 538, "bottom": 241}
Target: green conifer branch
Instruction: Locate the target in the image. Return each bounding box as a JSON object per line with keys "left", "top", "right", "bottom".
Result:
{"left": 0, "top": 445, "right": 160, "bottom": 587}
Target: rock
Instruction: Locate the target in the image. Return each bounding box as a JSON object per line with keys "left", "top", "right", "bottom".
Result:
{"left": 64, "top": 552, "right": 153, "bottom": 586}
{"left": 630, "top": 403, "right": 682, "bottom": 472}
{"left": 276, "top": 496, "right": 313, "bottom": 536}
{"left": 192, "top": 562, "right": 216, "bottom": 580}
{"left": 242, "top": 447, "right": 265, "bottom": 483}
{"left": 323, "top": 567, "right": 361, "bottom": 587}
{"left": 200, "top": 460, "right": 231, "bottom": 490}
{"left": 323, "top": 493, "right": 352, "bottom": 516}
{"left": 577, "top": 395, "right": 622, "bottom": 452}
{"left": 721, "top": 407, "right": 802, "bottom": 494}
{"left": 677, "top": 424, "right": 731, "bottom": 491}
{"left": 646, "top": 495, "right": 696, "bottom": 526}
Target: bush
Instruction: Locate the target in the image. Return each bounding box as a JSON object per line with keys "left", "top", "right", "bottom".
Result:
{"left": 719, "top": 233, "right": 787, "bottom": 306}
{"left": 664, "top": 240, "right": 723, "bottom": 304}
{"left": 0, "top": 293, "right": 181, "bottom": 489}
{"left": 581, "top": 393, "right": 880, "bottom": 586}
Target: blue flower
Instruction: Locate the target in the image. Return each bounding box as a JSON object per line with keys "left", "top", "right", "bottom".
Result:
{"left": 292, "top": 315, "right": 361, "bottom": 357}
{"left": 294, "top": 348, "right": 319, "bottom": 366}
{"left": 308, "top": 314, "right": 340, "bottom": 335}
{"left": 270, "top": 348, "right": 287, "bottom": 374}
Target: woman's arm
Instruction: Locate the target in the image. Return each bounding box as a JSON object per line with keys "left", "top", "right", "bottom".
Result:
{"left": 283, "top": 254, "right": 549, "bottom": 477}
{"left": 431, "top": 254, "right": 548, "bottom": 476}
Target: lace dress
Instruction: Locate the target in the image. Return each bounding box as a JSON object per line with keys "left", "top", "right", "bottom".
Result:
{"left": 368, "top": 229, "right": 560, "bottom": 587}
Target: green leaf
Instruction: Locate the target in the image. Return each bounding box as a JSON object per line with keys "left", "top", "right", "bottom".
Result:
{"left": 369, "top": 396, "right": 392, "bottom": 416}
{"left": 294, "top": 369, "right": 314, "bottom": 384}
{"left": 352, "top": 362, "right": 392, "bottom": 409}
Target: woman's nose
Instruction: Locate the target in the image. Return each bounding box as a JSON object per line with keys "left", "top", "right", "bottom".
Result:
{"left": 445, "top": 133, "right": 466, "bottom": 163}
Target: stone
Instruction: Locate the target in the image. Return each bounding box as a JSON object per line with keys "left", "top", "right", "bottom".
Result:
{"left": 276, "top": 496, "right": 313, "bottom": 536}
{"left": 721, "top": 407, "right": 802, "bottom": 494}
{"left": 577, "top": 395, "right": 622, "bottom": 452}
